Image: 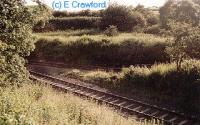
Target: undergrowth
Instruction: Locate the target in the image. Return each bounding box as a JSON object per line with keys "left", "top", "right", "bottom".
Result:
{"left": 31, "top": 32, "right": 169, "bottom": 66}
{"left": 0, "top": 83, "right": 162, "bottom": 125}
{"left": 60, "top": 60, "right": 200, "bottom": 115}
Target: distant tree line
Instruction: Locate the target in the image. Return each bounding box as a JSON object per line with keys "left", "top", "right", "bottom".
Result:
{"left": 34, "top": 4, "right": 159, "bottom": 32}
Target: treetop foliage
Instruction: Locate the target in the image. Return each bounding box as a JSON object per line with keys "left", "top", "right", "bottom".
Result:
{"left": 161, "top": 0, "right": 200, "bottom": 70}
{"left": 0, "top": 0, "right": 36, "bottom": 86}
{"left": 166, "top": 26, "right": 200, "bottom": 71}
{"left": 101, "top": 4, "right": 150, "bottom": 32}
{"left": 160, "top": 0, "right": 200, "bottom": 29}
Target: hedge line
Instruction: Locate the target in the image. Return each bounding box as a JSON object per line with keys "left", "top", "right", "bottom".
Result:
{"left": 53, "top": 10, "right": 102, "bottom": 17}
{"left": 31, "top": 36, "right": 169, "bottom": 66}
{"left": 34, "top": 17, "right": 101, "bottom": 32}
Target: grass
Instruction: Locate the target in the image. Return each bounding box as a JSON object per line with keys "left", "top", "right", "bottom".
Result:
{"left": 32, "top": 31, "right": 169, "bottom": 66}
{"left": 0, "top": 83, "right": 162, "bottom": 125}
{"left": 59, "top": 60, "right": 200, "bottom": 114}
{"left": 35, "top": 29, "right": 102, "bottom": 37}
{"left": 35, "top": 31, "right": 168, "bottom": 45}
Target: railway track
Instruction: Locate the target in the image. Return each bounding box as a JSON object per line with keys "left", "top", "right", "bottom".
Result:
{"left": 30, "top": 70, "right": 199, "bottom": 125}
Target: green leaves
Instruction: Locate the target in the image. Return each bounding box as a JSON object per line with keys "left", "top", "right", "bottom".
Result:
{"left": 101, "top": 4, "right": 146, "bottom": 32}
{"left": 160, "top": 0, "right": 200, "bottom": 30}
{"left": 0, "top": 0, "right": 35, "bottom": 86}
{"left": 166, "top": 27, "right": 200, "bottom": 71}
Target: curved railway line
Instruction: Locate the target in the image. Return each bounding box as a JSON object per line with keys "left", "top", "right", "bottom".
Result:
{"left": 29, "top": 69, "right": 199, "bottom": 125}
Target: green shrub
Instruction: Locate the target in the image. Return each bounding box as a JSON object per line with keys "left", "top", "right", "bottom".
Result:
{"left": 41, "top": 39, "right": 64, "bottom": 60}
{"left": 104, "top": 25, "right": 119, "bottom": 36}
{"left": 53, "top": 10, "right": 102, "bottom": 17}
{"left": 144, "top": 25, "right": 161, "bottom": 34}
{"left": 64, "top": 60, "right": 200, "bottom": 114}
{"left": 131, "top": 11, "right": 146, "bottom": 28}
{"left": 0, "top": 0, "right": 35, "bottom": 86}
{"left": 101, "top": 4, "right": 146, "bottom": 32}
{"left": 34, "top": 17, "right": 101, "bottom": 32}
{"left": 83, "top": 71, "right": 119, "bottom": 89}
{"left": 121, "top": 66, "right": 149, "bottom": 89}
{"left": 31, "top": 34, "right": 169, "bottom": 66}
{"left": 166, "top": 27, "right": 200, "bottom": 71}
{"left": 147, "top": 16, "right": 159, "bottom": 26}
{"left": 121, "top": 60, "right": 200, "bottom": 114}
{"left": 53, "top": 11, "right": 69, "bottom": 17}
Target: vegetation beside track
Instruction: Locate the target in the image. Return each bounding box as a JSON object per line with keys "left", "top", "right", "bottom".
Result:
{"left": 0, "top": 83, "right": 161, "bottom": 125}
{"left": 1, "top": 1, "right": 200, "bottom": 124}
{"left": 59, "top": 60, "right": 200, "bottom": 115}
{"left": 28, "top": 0, "right": 200, "bottom": 118}
{"left": 31, "top": 32, "right": 169, "bottom": 66}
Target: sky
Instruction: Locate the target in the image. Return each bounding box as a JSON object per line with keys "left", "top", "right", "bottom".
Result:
{"left": 26, "top": 0, "right": 167, "bottom": 11}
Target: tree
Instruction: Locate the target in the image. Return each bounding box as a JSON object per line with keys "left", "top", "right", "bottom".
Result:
{"left": 101, "top": 4, "right": 146, "bottom": 32}
{"left": 175, "top": 0, "right": 200, "bottom": 26}
{"left": 193, "top": 0, "right": 200, "bottom": 5}
{"left": 30, "top": 3, "right": 52, "bottom": 31}
{"left": 0, "top": 0, "right": 35, "bottom": 86}
{"left": 166, "top": 27, "right": 200, "bottom": 71}
{"left": 159, "top": 0, "right": 175, "bottom": 29}
{"left": 161, "top": 0, "right": 200, "bottom": 70}
{"left": 160, "top": 0, "right": 200, "bottom": 29}
{"left": 134, "top": 4, "right": 156, "bottom": 20}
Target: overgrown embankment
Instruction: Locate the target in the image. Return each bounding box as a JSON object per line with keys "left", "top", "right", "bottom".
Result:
{"left": 31, "top": 32, "right": 169, "bottom": 66}
{"left": 0, "top": 83, "right": 158, "bottom": 125}
{"left": 60, "top": 60, "right": 200, "bottom": 115}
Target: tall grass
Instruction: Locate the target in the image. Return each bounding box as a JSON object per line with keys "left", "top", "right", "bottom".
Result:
{"left": 60, "top": 60, "right": 200, "bottom": 114}
{"left": 0, "top": 83, "right": 161, "bottom": 125}
{"left": 35, "top": 32, "right": 168, "bottom": 44}
{"left": 35, "top": 29, "right": 102, "bottom": 37}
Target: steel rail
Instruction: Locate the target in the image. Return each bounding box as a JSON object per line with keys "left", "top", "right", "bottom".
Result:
{"left": 30, "top": 70, "right": 198, "bottom": 125}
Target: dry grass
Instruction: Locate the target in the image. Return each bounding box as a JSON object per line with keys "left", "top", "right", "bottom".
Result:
{"left": 35, "top": 31, "right": 168, "bottom": 45}
{"left": 0, "top": 83, "right": 162, "bottom": 125}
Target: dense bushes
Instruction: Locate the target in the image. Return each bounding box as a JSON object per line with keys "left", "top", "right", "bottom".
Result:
{"left": 147, "top": 16, "right": 159, "bottom": 26}
{"left": 101, "top": 4, "right": 146, "bottom": 32}
{"left": 34, "top": 17, "right": 101, "bottom": 32}
{"left": 31, "top": 34, "right": 169, "bottom": 66}
{"left": 122, "top": 60, "right": 200, "bottom": 114}
{"left": 53, "top": 10, "right": 102, "bottom": 17}
{"left": 104, "top": 25, "right": 119, "bottom": 36}
{"left": 144, "top": 25, "right": 161, "bottom": 34}
{"left": 53, "top": 11, "right": 69, "bottom": 17}
{"left": 62, "top": 60, "right": 200, "bottom": 114}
